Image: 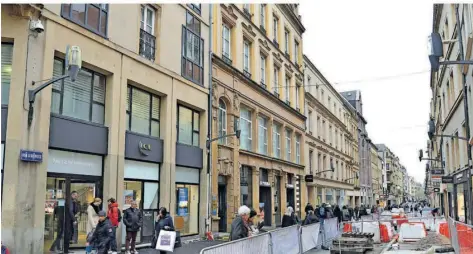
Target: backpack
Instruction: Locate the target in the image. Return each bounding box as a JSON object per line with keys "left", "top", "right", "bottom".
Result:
{"left": 117, "top": 207, "right": 122, "bottom": 222}
{"left": 319, "top": 207, "right": 326, "bottom": 218}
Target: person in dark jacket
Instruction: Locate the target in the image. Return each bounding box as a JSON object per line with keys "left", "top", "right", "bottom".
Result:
{"left": 302, "top": 204, "right": 319, "bottom": 225}
{"left": 230, "top": 206, "right": 251, "bottom": 241}
{"left": 124, "top": 201, "right": 142, "bottom": 254}
{"left": 155, "top": 207, "right": 175, "bottom": 254}
{"left": 282, "top": 206, "right": 298, "bottom": 227}
{"left": 333, "top": 205, "right": 342, "bottom": 223}
{"left": 342, "top": 206, "right": 351, "bottom": 221}
{"left": 86, "top": 211, "right": 113, "bottom": 254}
{"left": 354, "top": 206, "right": 360, "bottom": 220}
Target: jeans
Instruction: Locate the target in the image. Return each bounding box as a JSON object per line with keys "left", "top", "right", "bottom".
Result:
{"left": 125, "top": 231, "right": 138, "bottom": 251}
{"left": 108, "top": 226, "right": 117, "bottom": 252}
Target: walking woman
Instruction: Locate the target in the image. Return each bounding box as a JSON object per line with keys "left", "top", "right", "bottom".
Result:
{"left": 85, "top": 198, "right": 102, "bottom": 253}
{"left": 281, "top": 206, "right": 298, "bottom": 227}
{"left": 155, "top": 207, "right": 174, "bottom": 254}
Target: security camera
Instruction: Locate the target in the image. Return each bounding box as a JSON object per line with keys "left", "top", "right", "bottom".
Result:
{"left": 30, "top": 20, "right": 44, "bottom": 33}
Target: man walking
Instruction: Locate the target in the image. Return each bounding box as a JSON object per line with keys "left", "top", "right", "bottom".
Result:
{"left": 107, "top": 198, "right": 120, "bottom": 254}
{"left": 124, "top": 201, "right": 142, "bottom": 254}
{"left": 86, "top": 211, "right": 113, "bottom": 254}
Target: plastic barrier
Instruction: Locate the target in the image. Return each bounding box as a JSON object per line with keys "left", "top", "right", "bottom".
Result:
{"left": 300, "top": 223, "right": 321, "bottom": 253}
{"left": 379, "top": 223, "right": 390, "bottom": 243}
{"left": 438, "top": 222, "right": 450, "bottom": 238}
{"left": 456, "top": 222, "right": 473, "bottom": 253}
{"left": 398, "top": 222, "right": 427, "bottom": 242}
{"left": 343, "top": 223, "right": 352, "bottom": 232}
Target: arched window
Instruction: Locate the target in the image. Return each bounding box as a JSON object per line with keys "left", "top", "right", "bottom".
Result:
{"left": 218, "top": 99, "right": 227, "bottom": 144}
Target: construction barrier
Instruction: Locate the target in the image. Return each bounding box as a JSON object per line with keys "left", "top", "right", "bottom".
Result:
{"left": 300, "top": 222, "right": 321, "bottom": 253}
{"left": 446, "top": 216, "right": 473, "bottom": 254}
{"left": 199, "top": 230, "right": 272, "bottom": 254}
{"left": 398, "top": 222, "right": 427, "bottom": 242}
{"left": 271, "top": 225, "right": 301, "bottom": 254}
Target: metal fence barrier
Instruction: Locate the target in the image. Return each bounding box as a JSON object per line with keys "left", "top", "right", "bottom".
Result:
{"left": 446, "top": 216, "right": 473, "bottom": 254}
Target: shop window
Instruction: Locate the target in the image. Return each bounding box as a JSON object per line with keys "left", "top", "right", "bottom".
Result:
{"left": 175, "top": 184, "right": 199, "bottom": 236}
{"left": 126, "top": 86, "right": 161, "bottom": 137}
{"left": 240, "top": 166, "right": 253, "bottom": 207}
{"left": 61, "top": 4, "right": 108, "bottom": 36}
{"left": 51, "top": 58, "right": 106, "bottom": 124}
{"left": 1, "top": 43, "right": 13, "bottom": 105}
{"left": 177, "top": 105, "right": 200, "bottom": 146}
{"left": 182, "top": 11, "right": 204, "bottom": 85}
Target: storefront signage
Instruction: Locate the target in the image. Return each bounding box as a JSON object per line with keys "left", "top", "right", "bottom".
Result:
{"left": 260, "top": 181, "right": 270, "bottom": 187}
{"left": 139, "top": 141, "right": 151, "bottom": 156}
{"left": 304, "top": 175, "right": 314, "bottom": 182}
{"left": 286, "top": 183, "right": 294, "bottom": 189}
{"left": 20, "top": 149, "right": 43, "bottom": 162}
{"left": 177, "top": 188, "right": 189, "bottom": 216}
{"left": 434, "top": 188, "right": 440, "bottom": 192}
{"left": 442, "top": 176, "right": 454, "bottom": 184}
{"left": 48, "top": 149, "right": 102, "bottom": 176}
{"left": 430, "top": 169, "right": 445, "bottom": 175}
{"left": 456, "top": 173, "right": 463, "bottom": 181}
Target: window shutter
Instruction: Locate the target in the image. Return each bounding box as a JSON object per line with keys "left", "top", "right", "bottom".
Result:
{"left": 1, "top": 44, "right": 13, "bottom": 105}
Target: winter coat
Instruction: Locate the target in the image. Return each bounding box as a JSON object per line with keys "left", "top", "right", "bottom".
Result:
{"left": 334, "top": 207, "right": 342, "bottom": 223}
{"left": 342, "top": 209, "right": 350, "bottom": 221}
{"left": 281, "top": 214, "right": 297, "bottom": 227}
{"left": 302, "top": 212, "right": 319, "bottom": 226}
{"left": 230, "top": 215, "right": 249, "bottom": 241}
{"left": 86, "top": 203, "right": 100, "bottom": 234}
{"left": 88, "top": 218, "right": 113, "bottom": 251}
{"left": 107, "top": 202, "right": 120, "bottom": 227}
{"left": 124, "top": 207, "right": 143, "bottom": 232}
{"left": 155, "top": 214, "right": 174, "bottom": 237}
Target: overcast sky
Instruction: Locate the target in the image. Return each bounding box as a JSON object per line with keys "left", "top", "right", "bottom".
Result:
{"left": 300, "top": 1, "right": 433, "bottom": 183}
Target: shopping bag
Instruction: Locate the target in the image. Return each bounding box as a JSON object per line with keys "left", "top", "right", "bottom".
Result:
{"left": 156, "top": 230, "right": 176, "bottom": 252}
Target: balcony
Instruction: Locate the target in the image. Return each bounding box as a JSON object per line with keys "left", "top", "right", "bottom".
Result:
{"left": 139, "top": 29, "right": 156, "bottom": 61}
{"left": 243, "top": 8, "right": 251, "bottom": 19}
{"left": 223, "top": 55, "right": 232, "bottom": 65}
{"left": 274, "top": 91, "right": 280, "bottom": 98}
{"left": 243, "top": 70, "right": 251, "bottom": 79}
{"left": 260, "top": 82, "right": 267, "bottom": 89}
{"left": 273, "top": 39, "right": 279, "bottom": 48}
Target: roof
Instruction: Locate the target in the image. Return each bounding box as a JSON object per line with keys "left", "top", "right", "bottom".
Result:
{"left": 340, "top": 90, "right": 359, "bottom": 102}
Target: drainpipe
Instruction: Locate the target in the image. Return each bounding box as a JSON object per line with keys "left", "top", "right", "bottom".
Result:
{"left": 206, "top": 3, "right": 213, "bottom": 235}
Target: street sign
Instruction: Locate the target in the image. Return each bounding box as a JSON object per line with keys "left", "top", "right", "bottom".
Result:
{"left": 442, "top": 176, "right": 454, "bottom": 184}
{"left": 430, "top": 169, "right": 445, "bottom": 175}
{"left": 304, "top": 175, "right": 314, "bottom": 182}
{"left": 19, "top": 149, "right": 43, "bottom": 162}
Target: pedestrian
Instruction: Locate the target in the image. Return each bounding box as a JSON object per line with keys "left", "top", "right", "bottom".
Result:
{"left": 85, "top": 197, "right": 102, "bottom": 254}
{"left": 86, "top": 211, "right": 113, "bottom": 254}
{"left": 342, "top": 206, "right": 350, "bottom": 221}
{"left": 334, "top": 205, "right": 342, "bottom": 224}
{"left": 282, "top": 206, "right": 298, "bottom": 227}
{"left": 258, "top": 204, "right": 265, "bottom": 225}
{"left": 107, "top": 198, "right": 120, "bottom": 254}
{"left": 155, "top": 207, "right": 175, "bottom": 254}
{"left": 230, "top": 205, "right": 251, "bottom": 241}
{"left": 248, "top": 209, "right": 260, "bottom": 235}
{"left": 354, "top": 206, "right": 360, "bottom": 220}
{"left": 2, "top": 242, "right": 10, "bottom": 254}
{"left": 49, "top": 201, "right": 65, "bottom": 252}
{"left": 302, "top": 204, "right": 319, "bottom": 225}
{"left": 66, "top": 191, "right": 79, "bottom": 246}
{"left": 124, "top": 201, "right": 142, "bottom": 254}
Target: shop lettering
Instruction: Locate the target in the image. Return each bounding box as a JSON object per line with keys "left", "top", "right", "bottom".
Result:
{"left": 52, "top": 158, "right": 93, "bottom": 168}
{"left": 139, "top": 141, "right": 151, "bottom": 156}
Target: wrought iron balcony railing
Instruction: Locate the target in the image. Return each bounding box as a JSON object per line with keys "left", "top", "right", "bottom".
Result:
{"left": 139, "top": 29, "right": 156, "bottom": 61}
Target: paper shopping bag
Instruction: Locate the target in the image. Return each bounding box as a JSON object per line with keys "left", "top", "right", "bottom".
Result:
{"left": 156, "top": 230, "right": 176, "bottom": 252}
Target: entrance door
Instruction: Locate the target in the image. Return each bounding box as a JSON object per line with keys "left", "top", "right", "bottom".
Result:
{"left": 218, "top": 184, "right": 227, "bottom": 232}
{"left": 44, "top": 174, "right": 101, "bottom": 253}
{"left": 259, "top": 187, "right": 272, "bottom": 226}
{"left": 286, "top": 188, "right": 295, "bottom": 209}
{"left": 274, "top": 176, "right": 281, "bottom": 227}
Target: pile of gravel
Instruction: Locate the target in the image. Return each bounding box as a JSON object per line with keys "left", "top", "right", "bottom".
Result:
{"left": 414, "top": 233, "right": 451, "bottom": 251}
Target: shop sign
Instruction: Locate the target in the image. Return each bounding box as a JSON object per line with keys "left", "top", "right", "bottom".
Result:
{"left": 442, "top": 176, "right": 454, "bottom": 184}
{"left": 20, "top": 149, "right": 43, "bottom": 162}
{"left": 139, "top": 141, "right": 152, "bottom": 156}
{"left": 434, "top": 188, "right": 440, "bottom": 192}
{"left": 260, "top": 181, "right": 270, "bottom": 187}
{"left": 456, "top": 173, "right": 463, "bottom": 181}
{"left": 305, "top": 175, "right": 314, "bottom": 182}
{"left": 286, "top": 183, "right": 294, "bottom": 189}
{"left": 430, "top": 169, "right": 445, "bottom": 175}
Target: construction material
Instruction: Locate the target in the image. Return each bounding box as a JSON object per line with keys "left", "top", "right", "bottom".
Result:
{"left": 331, "top": 232, "right": 374, "bottom": 254}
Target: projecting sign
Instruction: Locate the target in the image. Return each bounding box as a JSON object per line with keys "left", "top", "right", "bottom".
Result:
{"left": 442, "top": 176, "right": 454, "bottom": 184}
{"left": 434, "top": 188, "right": 440, "bottom": 192}
{"left": 20, "top": 149, "right": 43, "bottom": 162}
{"left": 430, "top": 169, "right": 445, "bottom": 175}
{"left": 305, "top": 175, "right": 314, "bottom": 182}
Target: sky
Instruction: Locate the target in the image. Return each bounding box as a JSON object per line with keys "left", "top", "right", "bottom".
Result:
{"left": 300, "top": 0, "right": 434, "bottom": 183}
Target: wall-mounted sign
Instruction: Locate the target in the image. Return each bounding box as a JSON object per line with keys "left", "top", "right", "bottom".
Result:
{"left": 286, "top": 183, "right": 294, "bottom": 189}
{"left": 441, "top": 176, "right": 454, "bottom": 184}
{"left": 139, "top": 141, "right": 151, "bottom": 156}
{"left": 456, "top": 173, "right": 463, "bottom": 181}
{"left": 304, "top": 175, "right": 314, "bottom": 182}
{"left": 20, "top": 149, "right": 43, "bottom": 162}
{"left": 260, "top": 181, "right": 270, "bottom": 187}
{"left": 430, "top": 169, "right": 445, "bottom": 175}
{"left": 434, "top": 188, "right": 440, "bottom": 192}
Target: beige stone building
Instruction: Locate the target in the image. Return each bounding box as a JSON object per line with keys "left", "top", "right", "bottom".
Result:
{"left": 1, "top": 3, "right": 210, "bottom": 253}
{"left": 210, "top": 4, "right": 307, "bottom": 231}
{"left": 369, "top": 143, "right": 382, "bottom": 203}
{"left": 303, "top": 56, "right": 360, "bottom": 208}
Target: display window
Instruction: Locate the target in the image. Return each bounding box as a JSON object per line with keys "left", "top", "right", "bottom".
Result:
{"left": 175, "top": 184, "right": 199, "bottom": 236}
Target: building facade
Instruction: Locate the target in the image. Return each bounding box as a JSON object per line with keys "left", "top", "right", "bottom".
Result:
{"left": 376, "top": 144, "right": 404, "bottom": 205}
{"left": 341, "top": 90, "right": 373, "bottom": 206}
{"left": 369, "top": 143, "right": 382, "bottom": 204}
{"left": 210, "top": 3, "right": 307, "bottom": 232}
{"left": 427, "top": 4, "right": 473, "bottom": 224}
{"left": 1, "top": 3, "right": 210, "bottom": 253}
{"left": 303, "top": 56, "right": 358, "bottom": 209}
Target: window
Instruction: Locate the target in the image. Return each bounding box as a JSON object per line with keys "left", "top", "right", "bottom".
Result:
{"left": 285, "top": 129, "right": 291, "bottom": 161}
{"left": 140, "top": 5, "right": 156, "bottom": 61}
{"left": 317, "top": 116, "right": 321, "bottom": 136}
{"left": 243, "top": 4, "right": 250, "bottom": 13}
{"left": 285, "top": 75, "right": 290, "bottom": 103}
{"left": 182, "top": 12, "right": 204, "bottom": 85}
{"left": 296, "top": 85, "right": 300, "bottom": 110}
{"left": 187, "top": 4, "right": 201, "bottom": 15}
{"left": 51, "top": 58, "right": 106, "bottom": 124}
{"left": 175, "top": 184, "right": 199, "bottom": 236}
{"left": 177, "top": 105, "right": 200, "bottom": 146}
{"left": 270, "top": 124, "right": 281, "bottom": 161}
{"left": 1, "top": 43, "right": 13, "bottom": 105}
{"left": 218, "top": 99, "right": 227, "bottom": 145}
{"left": 308, "top": 111, "right": 313, "bottom": 133}
{"left": 258, "top": 116, "right": 268, "bottom": 155}
{"left": 222, "top": 24, "right": 231, "bottom": 60}
{"left": 126, "top": 86, "right": 160, "bottom": 137}
{"left": 260, "top": 55, "right": 266, "bottom": 86}
{"left": 61, "top": 4, "right": 108, "bottom": 36}
{"left": 284, "top": 29, "right": 290, "bottom": 55}
{"left": 240, "top": 107, "right": 252, "bottom": 151}
{"left": 273, "top": 16, "right": 278, "bottom": 43}
{"left": 296, "top": 135, "right": 301, "bottom": 164}
{"left": 243, "top": 40, "right": 250, "bottom": 74}
{"left": 273, "top": 67, "right": 279, "bottom": 95}
{"left": 309, "top": 150, "right": 314, "bottom": 173}
{"left": 294, "top": 40, "right": 299, "bottom": 65}
{"left": 260, "top": 4, "right": 266, "bottom": 31}
{"left": 240, "top": 166, "right": 253, "bottom": 207}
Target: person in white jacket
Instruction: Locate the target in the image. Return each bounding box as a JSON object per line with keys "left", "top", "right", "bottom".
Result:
{"left": 86, "top": 197, "right": 102, "bottom": 234}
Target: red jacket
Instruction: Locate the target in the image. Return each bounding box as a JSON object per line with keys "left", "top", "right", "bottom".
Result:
{"left": 108, "top": 202, "right": 120, "bottom": 227}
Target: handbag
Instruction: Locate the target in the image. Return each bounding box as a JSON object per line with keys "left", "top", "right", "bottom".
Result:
{"left": 155, "top": 230, "right": 176, "bottom": 252}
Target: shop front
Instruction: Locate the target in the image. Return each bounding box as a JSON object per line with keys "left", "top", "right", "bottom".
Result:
{"left": 122, "top": 131, "right": 163, "bottom": 244}
{"left": 175, "top": 166, "right": 200, "bottom": 236}
{"left": 452, "top": 169, "right": 471, "bottom": 224}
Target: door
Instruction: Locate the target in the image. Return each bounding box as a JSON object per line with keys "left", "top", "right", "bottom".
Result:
{"left": 274, "top": 176, "right": 281, "bottom": 227}
{"left": 259, "top": 187, "right": 272, "bottom": 226}
{"left": 218, "top": 184, "right": 227, "bottom": 232}
{"left": 286, "top": 188, "right": 295, "bottom": 209}
{"left": 44, "top": 174, "right": 101, "bottom": 253}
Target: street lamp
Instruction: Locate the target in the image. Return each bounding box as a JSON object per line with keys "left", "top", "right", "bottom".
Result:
{"left": 205, "top": 117, "right": 241, "bottom": 148}
{"left": 344, "top": 172, "right": 359, "bottom": 183}
{"left": 28, "top": 45, "right": 82, "bottom": 127}
{"left": 315, "top": 158, "right": 335, "bottom": 175}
